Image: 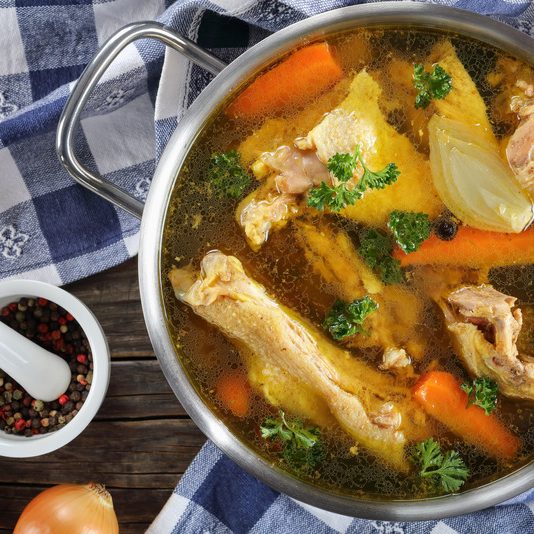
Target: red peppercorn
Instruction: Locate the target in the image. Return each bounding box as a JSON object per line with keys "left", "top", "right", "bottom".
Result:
{"left": 37, "top": 323, "right": 48, "bottom": 334}
{"left": 66, "top": 313, "right": 74, "bottom": 321}
{"left": 8, "top": 303, "right": 17, "bottom": 311}
{"left": 15, "top": 418, "right": 26, "bottom": 431}
{"left": 58, "top": 394, "right": 69, "bottom": 406}
{"left": 1, "top": 308, "right": 9, "bottom": 317}
{"left": 58, "top": 317, "right": 67, "bottom": 325}
{"left": 37, "top": 298, "right": 48, "bottom": 307}
{"left": 50, "top": 330, "right": 61, "bottom": 340}
{"left": 76, "top": 354, "right": 87, "bottom": 364}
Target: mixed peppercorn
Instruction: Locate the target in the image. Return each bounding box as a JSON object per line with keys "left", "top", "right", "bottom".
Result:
{"left": 0, "top": 297, "right": 92, "bottom": 436}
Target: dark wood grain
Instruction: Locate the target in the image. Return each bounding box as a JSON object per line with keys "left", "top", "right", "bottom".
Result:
{"left": 0, "top": 258, "right": 206, "bottom": 531}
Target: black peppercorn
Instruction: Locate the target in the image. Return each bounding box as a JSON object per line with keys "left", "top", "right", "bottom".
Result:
{"left": 434, "top": 217, "right": 458, "bottom": 241}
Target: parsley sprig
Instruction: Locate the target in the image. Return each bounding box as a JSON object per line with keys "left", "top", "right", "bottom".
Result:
{"left": 461, "top": 377, "right": 498, "bottom": 415}
{"left": 323, "top": 296, "right": 379, "bottom": 340}
{"left": 208, "top": 150, "right": 251, "bottom": 198}
{"left": 388, "top": 210, "right": 432, "bottom": 254}
{"left": 358, "top": 229, "right": 403, "bottom": 285}
{"left": 260, "top": 411, "right": 325, "bottom": 473}
{"left": 307, "top": 145, "right": 399, "bottom": 212}
{"left": 413, "top": 63, "right": 452, "bottom": 109}
{"left": 413, "top": 438, "right": 470, "bottom": 493}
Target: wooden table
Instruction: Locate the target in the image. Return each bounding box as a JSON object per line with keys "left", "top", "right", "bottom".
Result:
{"left": 0, "top": 259, "right": 206, "bottom": 533}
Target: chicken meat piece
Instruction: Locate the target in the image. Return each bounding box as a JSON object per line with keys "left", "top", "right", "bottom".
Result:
{"left": 236, "top": 177, "right": 299, "bottom": 251}
{"left": 295, "top": 108, "right": 362, "bottom": 164}
{"left": 506, "top": 81, "right": 534, "bottom": 194}
{"left": 258, "top": 145, "right": 330, "bottom": 194}
{"left": 428, "top": 40, "right": 496, "bottom": 144}
{"left": 440, "top": 284, "right": 534, "bottom": 400}
{"left": 169, "top": 251, "right": 431, "bottom": 470}
{"left": 297, "top": 70, "right": 443, "bottom": 226}
{"left": 380, "top": 347, "right": 411, "bottom": 371}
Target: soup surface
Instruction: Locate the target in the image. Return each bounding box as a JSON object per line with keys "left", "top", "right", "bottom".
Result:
{"left": 161, "top": 28, "right": 534, "bottom": 499}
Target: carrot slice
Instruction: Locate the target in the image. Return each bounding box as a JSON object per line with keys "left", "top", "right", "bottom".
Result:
{"left": 226, "top": 42, "right": 343, "bottom": 120}
{"left": 393, "top": 226, "right": 534, "bottom": 268}
{"left": 413, "top": 371, "right": 520, "bottom": 459}
{"left": 215, "top": 371, "right": 251, "bottom": 418}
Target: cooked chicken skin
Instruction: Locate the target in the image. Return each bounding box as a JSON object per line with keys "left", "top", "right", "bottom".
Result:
{"left": 507, "top": 81, "right": 534, "bottom": 195}
{"left": 169, "top": 251, "right": 424, "bottom": 470}
{"left": 380, "top": 347, "right": 411, "bottom": 371}
{"left": 236, "top": 177, "right": 299, "bottom": 251}
{"left": 441, "top": 284, "right": 534, "bottom": 400}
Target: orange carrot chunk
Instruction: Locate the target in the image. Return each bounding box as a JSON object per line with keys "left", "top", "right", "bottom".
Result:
{"left": 394, "top": 226, "right": 534, "bottom": 268}
{"left": 226, "top": 42, "right": 343, "bottom": 120}
{"left": 413, "top": 371, "right": 520, "bottom": 460}
{"left": 215, "top": 371, "right": 251, "bottom": 418}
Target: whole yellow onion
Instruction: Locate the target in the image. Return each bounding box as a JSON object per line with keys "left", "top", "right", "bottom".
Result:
{"left": 14, "top": 482, "right": 119, "bottom": 534}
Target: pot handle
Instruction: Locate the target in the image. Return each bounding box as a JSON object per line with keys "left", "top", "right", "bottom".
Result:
{"left": 56, "top": 21, "right": 227, "bottom": 220}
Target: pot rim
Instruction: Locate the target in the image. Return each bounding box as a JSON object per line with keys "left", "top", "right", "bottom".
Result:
{"left": 139, "top": 2, "right": 534, "bottom": 520}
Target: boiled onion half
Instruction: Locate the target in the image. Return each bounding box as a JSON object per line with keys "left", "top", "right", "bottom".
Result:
{"left": 428, "top": 115, "right": 533, "bottom": 233}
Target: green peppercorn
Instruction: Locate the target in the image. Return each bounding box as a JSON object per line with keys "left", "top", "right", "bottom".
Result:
{"left": 12, "top": 389, "right": 22, "bottom": 400}
{"left": 32, "top": 400, "right": 44, "bottom": 412}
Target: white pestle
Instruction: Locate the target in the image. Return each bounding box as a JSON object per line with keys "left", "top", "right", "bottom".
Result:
{"left": 0, "top": 320, "right": 71, "bottom": 402}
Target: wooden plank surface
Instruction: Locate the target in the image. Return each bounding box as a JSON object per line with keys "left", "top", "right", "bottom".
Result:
{"left": 0, "top": 258, "right": 206, "bottom": 532}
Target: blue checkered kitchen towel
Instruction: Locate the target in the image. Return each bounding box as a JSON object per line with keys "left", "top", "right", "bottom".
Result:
{"left": 0, "top": 0, "right": 532, "bottom": 532}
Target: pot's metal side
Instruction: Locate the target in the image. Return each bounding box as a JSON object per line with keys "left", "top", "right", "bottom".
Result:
{"left": 139, "top": 2, "right": 534, "bottom": 520}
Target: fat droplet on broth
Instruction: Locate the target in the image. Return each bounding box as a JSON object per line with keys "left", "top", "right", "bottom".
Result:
{"left": 161, "top": 28, "right": 534, "bottom": 498}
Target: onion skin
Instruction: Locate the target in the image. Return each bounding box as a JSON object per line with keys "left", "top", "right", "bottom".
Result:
{"left": 14, "top": 483, "right": 119, "bottom": 534}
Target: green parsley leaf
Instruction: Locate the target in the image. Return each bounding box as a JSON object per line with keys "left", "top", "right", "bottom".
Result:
{"left": 355, "top": 146, "right": 400, "bottom": 191}
{"left": 413, "top": 63, "right": 452, "bottom": 109}
{"left": 260, "top": 411, "right": 325, "bottom": 473}
{"left": 323, "top": 296, "right": 379, "bottom": 340}
{"left": 208, "top": 150, "right": 251, "bottom": 198}
{"left": 358, "top": 229, "right": 403, "bottom": 284}
{"left": 307, "top": 145, "right": 399, "bottom": 212}
{"left": 327, "top": 152, "right": 358, "bottom": 183}
{"left": 412, "top": 438, "right": 470, "bottom": 493}
{"left": 307, "top": 181, "right": 362, "bottom": 212}
{"left": 388, "top": 210, "right": 432, "bottom": 254}
{"left": 461, "top": 377, "right": 498, "bottom": 415}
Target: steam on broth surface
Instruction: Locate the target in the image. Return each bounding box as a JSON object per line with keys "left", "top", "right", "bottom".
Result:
{"left": 162, "top": 28, "right": 534, "bottom": 499}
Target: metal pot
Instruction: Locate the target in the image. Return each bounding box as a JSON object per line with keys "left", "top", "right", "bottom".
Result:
{"left": 57, "top": 2, "right": 534, "bottom": 520}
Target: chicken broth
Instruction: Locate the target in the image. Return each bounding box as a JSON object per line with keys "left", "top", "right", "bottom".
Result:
{"left": 162, "top": 28, "right": 534, "bottom": 499}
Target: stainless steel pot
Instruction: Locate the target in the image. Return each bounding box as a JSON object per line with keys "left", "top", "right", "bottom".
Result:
{"left": 56, "top": 2, "right": 534, "bottom": 520}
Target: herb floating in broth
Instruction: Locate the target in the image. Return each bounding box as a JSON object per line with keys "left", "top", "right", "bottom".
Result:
{"left": 355, "top": 145, "right": 400, "bottom": 191}
{"left": 261, "top": 411, "right": 325, "bottom": 473}
{"left": 461, "top": 377, "right": 498, "bottom": 415}
{"left": 308, "top": 145, "right": 400, "bottom": 212}
{"left": 323, "top": 297, "right": 378, "bottom": 340}
{"left": 413, "top": 438, "right": 469, "bottom": 493}
{"left": 388, "top": 210, "right": 432, "bottom": 254}
{"left": 307, "top": 180, "right": 361, "bottom": 212}
{"left": 359, "top": 229, "right": 403, "bottom": 284}
{"left": 208, "top": 150, "right": 251, "bottom": 199}
{"left": 413, "top": 63, "right": 452, "bottom": 109}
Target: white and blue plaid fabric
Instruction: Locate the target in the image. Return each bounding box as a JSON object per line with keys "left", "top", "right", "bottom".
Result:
{"left": 149, "top": 442, "right": 534, "bottom": 534}
{"left": 0, "top": 0, "right": 532, "bottom": 531}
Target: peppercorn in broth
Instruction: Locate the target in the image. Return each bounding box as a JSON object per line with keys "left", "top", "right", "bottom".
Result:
{"left": 162, "top": 28, "right": 534, "bottom": 499}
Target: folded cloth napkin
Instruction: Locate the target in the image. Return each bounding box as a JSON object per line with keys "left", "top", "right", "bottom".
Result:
{"left": 0, "top": 0, "right": 532, "bottom": 532}
{"left": 148, "top": 443, "right": 534, "bottom": 534}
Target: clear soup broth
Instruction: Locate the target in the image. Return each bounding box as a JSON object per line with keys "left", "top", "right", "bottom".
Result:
{"left": 161, "top": 28, "right": 534, "bottom": 499}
